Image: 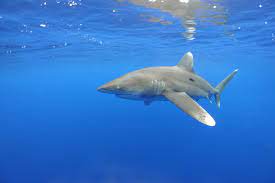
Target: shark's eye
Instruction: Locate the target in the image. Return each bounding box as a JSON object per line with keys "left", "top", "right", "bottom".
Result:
{"left": 189, "top": 78, "right": 195, "bottom": 82}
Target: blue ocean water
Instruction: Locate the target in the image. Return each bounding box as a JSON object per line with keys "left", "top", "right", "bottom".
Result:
{"left": 1, "top": 0, "right": 275, "bottom": 182}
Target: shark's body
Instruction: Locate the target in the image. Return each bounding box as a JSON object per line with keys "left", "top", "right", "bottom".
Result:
{"left": 113, "top": 66, "right": 213, "bottom": 104}
{"left": 98, "top": 52, "right": 238, "bottom": 126}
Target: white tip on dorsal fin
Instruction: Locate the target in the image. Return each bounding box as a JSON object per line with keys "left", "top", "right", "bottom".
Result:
{"left": 177, "top": 52, "right": 194, "bottom": 72}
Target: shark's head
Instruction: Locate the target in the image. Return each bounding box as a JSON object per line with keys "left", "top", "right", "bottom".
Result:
{"left": 97, "top": 73, "right": 146, "bottom": 95}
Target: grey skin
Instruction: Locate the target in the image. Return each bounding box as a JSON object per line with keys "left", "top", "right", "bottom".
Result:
{"left": 98, "top": 52, "right": 238, "bottom": 126}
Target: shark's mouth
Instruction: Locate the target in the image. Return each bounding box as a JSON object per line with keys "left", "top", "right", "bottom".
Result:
{"left": 97, "top": 87, "right": 112, "bottom": 94}
{"left": 116, "top": 94, "right": 143, "bottom": 100}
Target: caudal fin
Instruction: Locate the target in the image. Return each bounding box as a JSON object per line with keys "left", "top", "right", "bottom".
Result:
{"left": 215, "top": 69, "right": 238, "bottom": 108}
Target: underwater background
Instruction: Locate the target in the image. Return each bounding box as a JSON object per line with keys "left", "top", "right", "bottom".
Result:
{"left": 0, "top": 0, "right": 275, "bottom": 182}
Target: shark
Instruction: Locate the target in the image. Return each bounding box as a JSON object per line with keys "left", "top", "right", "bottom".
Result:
{"left": 97, "top": 52, "right": 238, "bottom": 126}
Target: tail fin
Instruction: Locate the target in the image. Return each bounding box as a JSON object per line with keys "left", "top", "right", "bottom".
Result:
{"left": 215, "top": 69, "right": 238, "bottom": 108}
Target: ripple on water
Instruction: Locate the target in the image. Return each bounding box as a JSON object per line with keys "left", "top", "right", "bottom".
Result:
{"left": 118, "top": 0, "right": 227, "bottom": 40}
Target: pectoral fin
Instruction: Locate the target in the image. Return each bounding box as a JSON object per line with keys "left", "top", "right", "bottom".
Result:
{"left": 163, "top": 91, "right": 216, "bottom": 126}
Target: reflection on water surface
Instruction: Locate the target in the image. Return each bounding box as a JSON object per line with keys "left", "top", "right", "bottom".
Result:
{"left": 118, "top": 0, "right": 227, "bottom": 40}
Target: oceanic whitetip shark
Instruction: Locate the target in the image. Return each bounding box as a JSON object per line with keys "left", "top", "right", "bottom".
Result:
{"left": 97, "top": 52, "right": 238, "bottom": 126}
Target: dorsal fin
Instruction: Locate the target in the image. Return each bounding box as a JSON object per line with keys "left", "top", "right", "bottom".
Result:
{"left": 177, "top": 52, "right": 194, "bottom": 72}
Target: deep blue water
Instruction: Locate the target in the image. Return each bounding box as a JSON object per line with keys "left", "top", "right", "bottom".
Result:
{"left": 1, "top": 0, "right": 275, "bottom": 182}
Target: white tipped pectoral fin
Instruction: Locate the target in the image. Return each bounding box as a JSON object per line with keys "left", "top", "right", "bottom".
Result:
{"left": 164, "top": 91, "right": 216, "bottom": 127}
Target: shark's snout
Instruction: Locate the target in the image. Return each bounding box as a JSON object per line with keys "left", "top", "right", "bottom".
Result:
{"left": 97, "top": 85, "right": 107, "bottom": 93}
{"left": 97, "top": 84, "right": 110, "bottom": 93}
{"left": 97, "top": 81, "right": 117, "bottom": 93}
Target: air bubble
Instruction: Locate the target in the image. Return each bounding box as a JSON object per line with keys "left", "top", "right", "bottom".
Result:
{"left": 40, "top": 23, "right": 47, "bottom": 28}
{"left": 68, "top": 0, "right": 78, "bottom": 7}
